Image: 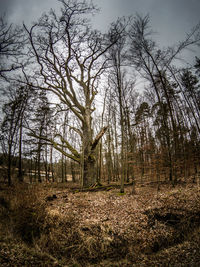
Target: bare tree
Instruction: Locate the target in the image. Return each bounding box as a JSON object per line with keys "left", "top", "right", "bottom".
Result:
{"left": 23, "top": 0, "right": 122, "bottom": 187}
{"left": 108, "top": 20, "right": 131, "bottom": 192}
{"left": 128, "top": 14, "right": 200, "bottom": 182}
{"left": 0, "top": 84, "right": 33, "bottom": 185}
{"left": 0, "top": 15, "right": 25, "bottom": 80}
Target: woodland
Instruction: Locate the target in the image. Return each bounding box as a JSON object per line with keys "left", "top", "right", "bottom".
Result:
{"left": 0, "top": 0, "right": 200, "bottom": 266}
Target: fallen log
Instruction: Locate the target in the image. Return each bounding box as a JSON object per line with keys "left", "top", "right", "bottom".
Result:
{"left": 71, "top": 182, "right": 133, "bottom": 193}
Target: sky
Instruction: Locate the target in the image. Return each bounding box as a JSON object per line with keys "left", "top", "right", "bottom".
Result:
{"left": 0, "top": 0, "right": 200, "bottom": 50}
{"left": 0, "top": 0, "right": 199, "bottom": 153}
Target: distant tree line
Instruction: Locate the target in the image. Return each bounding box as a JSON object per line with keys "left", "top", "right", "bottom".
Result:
{"left": 0, "top": 0, "right": 200, "bottom": 190}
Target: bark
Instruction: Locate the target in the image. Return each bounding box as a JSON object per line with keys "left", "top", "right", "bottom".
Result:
{"left": 44, "top": 146, "right": 49, "bottom": 182}
{"left": 18, "top": 121, "right": 23, "bottom": 182}
{"left": 82, "top": 120, "right": 108, "bottom": 187}
{"left": 61, "top": 153, "right": 64, "bottom": 183}
{"left": 71, "top": 161, "right": 76, "bottom": 183}
{"left": 50, "top": 145, "right": 55, "bottom": 182}
{"left": 106, "top": 129, "right": 113, "bottom": 184}
{"left": 7, "top": 144, "right": 12, "bottom": 186}
{"left": 29, "top": 158, "right": 33, "bottom": 183}
{"left": 37, "top": 140, "right": 42, "bottom": 183}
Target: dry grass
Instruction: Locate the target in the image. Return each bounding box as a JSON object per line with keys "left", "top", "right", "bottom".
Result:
{"left": 0, "top": 182, "right": 200, "bottom": 266}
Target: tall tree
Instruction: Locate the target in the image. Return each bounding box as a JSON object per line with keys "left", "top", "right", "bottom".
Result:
{"left": 29, "top": 91, "right": 53, "bottom": 183}
{"left": 0, "top": 15, "right": 25, "bottom": 80}
{"left": 108, "top": 19, "right": 130, "bottom": 192}
{"left": 0, "top": 84, "right": 32, "bottom": 184}
{"left": 23, "top": 0, "right": 122, "bottom": 187}
{"left": 128, "top": 14, "right": 200, "bottom": 182}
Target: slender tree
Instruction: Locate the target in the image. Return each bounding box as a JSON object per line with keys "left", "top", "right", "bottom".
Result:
{"left": 128, "top": 14, "right": 200, "bottom": 182}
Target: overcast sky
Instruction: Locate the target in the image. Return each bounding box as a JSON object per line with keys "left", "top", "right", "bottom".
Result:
{"left": 0, "top": 0, "right": 200, "bottom": 49}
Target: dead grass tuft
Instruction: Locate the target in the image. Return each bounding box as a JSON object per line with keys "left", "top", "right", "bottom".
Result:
{"left": 7, "top": 184, "right": 47, "bottom": 244}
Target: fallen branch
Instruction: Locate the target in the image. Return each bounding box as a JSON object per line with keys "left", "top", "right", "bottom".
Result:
{"left": 71, "top": 182, "right": 133, "bottom": 192}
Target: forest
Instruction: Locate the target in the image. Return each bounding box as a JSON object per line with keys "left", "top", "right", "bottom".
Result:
{"left": 0, "top": 0, "right": 200, "bottom": 266}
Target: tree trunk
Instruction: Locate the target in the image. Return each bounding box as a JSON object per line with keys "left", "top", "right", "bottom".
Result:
{"left": 83, "top": 154, "right": 96, "bottom": 187}
{"left": 81, "top": 114, "right": 108, "bottom": 187}
{"left": 44, "top": 144, "right": 49, "bottom": 182}
{"left": 61, "top": 153, "right": 64, "bottom": 183}
{"left": 82, "top": 106, "right": 96, "bottom": 187}
{"left": 71, "top": 161, "right": 76, "bottom": 183}
{"left": 7, "top": 143, "right": 12, "bottom": 186}
{"left": 37, "top": 141, "right": 42, "bottom": 183}
{"left": 50, "top": 145, "right": 55, "bottom": 182}
{"left": 18, "top": 122, "right": 23, "bottom": 182}
{"left": 29, "top": 158, "right": 33, "bottom": 183}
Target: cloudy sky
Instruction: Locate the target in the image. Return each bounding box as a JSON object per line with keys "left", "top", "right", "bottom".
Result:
{"left": 0, "top": 0, "right": 200, "bottom": 49}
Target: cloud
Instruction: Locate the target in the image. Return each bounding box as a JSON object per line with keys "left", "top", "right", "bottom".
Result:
{"left": 0, "top": 0, "right": 61, "bottom": 25}
{"left": 1, "top": 0, "right": 200, "bottom": 50}
{"left": 0, "top": 0, "right": 16, "bottom": 16}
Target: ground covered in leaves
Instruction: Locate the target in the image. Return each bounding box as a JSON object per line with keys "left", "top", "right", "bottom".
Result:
{"left": 0, "top": 182, "right": 200, "bottom": 266}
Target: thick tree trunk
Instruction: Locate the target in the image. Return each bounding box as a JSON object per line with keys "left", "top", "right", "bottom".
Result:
{"left": 81, "top": 112, "right": 108, "bottom": 187}
{"left": 83, "top": 154, "right": 96, "bottom": 187}
{"left": 81, "top": 106, "right": 96, "bottom": 187}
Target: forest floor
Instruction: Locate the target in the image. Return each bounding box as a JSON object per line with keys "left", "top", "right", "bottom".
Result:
{"left": 0, "top": 180, "right": 200, "bottom": 266}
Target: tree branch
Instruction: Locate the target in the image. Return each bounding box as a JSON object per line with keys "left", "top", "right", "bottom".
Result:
{"left": 91, "top": 126, "right": 108, "bottom": 150}
{"left": 28, "top": 132, "right": 81, "bottom": 163}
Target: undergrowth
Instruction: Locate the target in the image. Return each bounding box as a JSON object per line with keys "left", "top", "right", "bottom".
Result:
{"left": 0, "top": 183, "right": 200, "bottom": 266}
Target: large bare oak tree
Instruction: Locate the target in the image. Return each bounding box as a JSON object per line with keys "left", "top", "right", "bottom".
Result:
{"left": 24, "top": 0, "right": 120, "bottom": 187}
